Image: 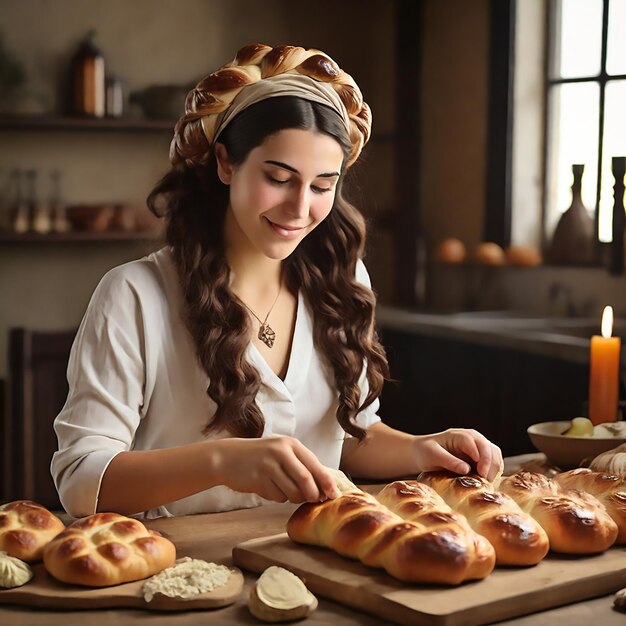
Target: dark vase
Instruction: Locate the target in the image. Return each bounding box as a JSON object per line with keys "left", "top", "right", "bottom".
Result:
{"left": 548, "top": 163, "right": 595, "bottom": 265}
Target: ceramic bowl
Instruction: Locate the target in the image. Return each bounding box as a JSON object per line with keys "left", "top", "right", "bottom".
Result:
{"left": 66, "top": 204, "right": 115, "bottom": 232}
{"left": 527, "top": 420, "right": 626, "bottom": 469}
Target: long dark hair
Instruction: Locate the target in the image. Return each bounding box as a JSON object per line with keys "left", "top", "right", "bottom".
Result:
{"left": 147, "top": 96, "right": 388, "bottom": 440}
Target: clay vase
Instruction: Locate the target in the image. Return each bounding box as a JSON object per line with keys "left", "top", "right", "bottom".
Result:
{"left": 548, "top": 164, "right": 595, "bottom": 265}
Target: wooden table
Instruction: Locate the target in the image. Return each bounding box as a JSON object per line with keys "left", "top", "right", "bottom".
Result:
{"left": 2, "top": 455, "right": 625, "bottom": 625}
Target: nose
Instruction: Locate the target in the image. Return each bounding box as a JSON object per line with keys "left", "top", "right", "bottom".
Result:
{"left": 285, "top": 183, "right": 310, "bottom": 219}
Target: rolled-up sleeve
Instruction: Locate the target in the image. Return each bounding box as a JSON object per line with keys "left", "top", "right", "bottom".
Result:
{"left": 51, "top": 268, "right": 146, "bottom": 517}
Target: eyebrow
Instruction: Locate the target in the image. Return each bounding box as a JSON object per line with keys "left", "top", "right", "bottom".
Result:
{"left": 264, "top": 160, "right": 340, "bottom": 178}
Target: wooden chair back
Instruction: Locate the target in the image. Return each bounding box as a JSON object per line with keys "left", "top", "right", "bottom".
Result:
{"left": 5, "top": 328, "right": 76, "bottom": 510}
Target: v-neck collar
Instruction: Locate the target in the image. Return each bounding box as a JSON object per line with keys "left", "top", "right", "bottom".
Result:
{"left": 247, "top": 290, "right": 312, "bottom": 397}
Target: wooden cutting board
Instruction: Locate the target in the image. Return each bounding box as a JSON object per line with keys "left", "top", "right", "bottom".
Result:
{"left": 0, "top": 562, "right": 244, "bottom": 611}
{"left": 233, "top": 533, "right": 626, "bottom": 626}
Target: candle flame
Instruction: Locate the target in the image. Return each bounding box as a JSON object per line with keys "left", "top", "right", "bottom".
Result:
{"left": 601, "top": 306, "right": 614, "bottom": 338}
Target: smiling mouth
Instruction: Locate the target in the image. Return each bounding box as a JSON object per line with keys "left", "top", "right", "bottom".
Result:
{"left": 264, "top": 217, "right": 309, "bottom": 238}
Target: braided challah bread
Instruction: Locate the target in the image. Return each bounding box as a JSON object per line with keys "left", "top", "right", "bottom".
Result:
{"left": 375, "top": 480, "right": 507, "bottom": 564}
{"left": 0, "top": 500, "right": 65, "bottom": 562}
{"left": 287, "top": 489, "right": 495, "bottom": 585}
{"left": 171, "top": 43, "right": 371, "bottom": 169}
{"left": 497, "top": 471, "right": 618, "bottom": 554}
{"left": 43, "top": 512, "right": 176, "bottom": 587}
{"left": 553, "top": 468, "right": 626, "bottom": 543}
{"left": 376, "top": 480, "right": 474, "bottom": 532}
{"left": 412, "top": 473, "right": 549, "bottom": 566}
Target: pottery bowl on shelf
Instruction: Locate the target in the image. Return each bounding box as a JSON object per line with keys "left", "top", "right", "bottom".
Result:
{"left": 66, "top": 204, "right": 115, "bottom": 232}
{"left": 527, "top": 420, "right": 626, "bottom": 470}
{"left": 127, "top": 204, "right": 163, "bottom": 234}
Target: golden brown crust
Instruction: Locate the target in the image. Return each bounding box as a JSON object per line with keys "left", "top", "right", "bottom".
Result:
{"left": 554, "top": 468, "right": 626, "bottom": 543}
{"left": 287, "top": 490, "right": 495, "bottom": 585}
{"left": 414, "top": 473, "right": 550, "bottom": 566}
{"left": 171, "top": 43, "right": 371, "bottom": 169}
{"left": 43, "top": 513, "right": 176, "bottom": 587}
{"left": 499, "top": 471, "right": 618, "bottom": 553}
{"left": 0, "top": 501, "right": 65, "bottom": 562}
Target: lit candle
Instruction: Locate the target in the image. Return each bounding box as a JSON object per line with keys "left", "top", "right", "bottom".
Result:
{"left": 588, "top": 306, "right": 621, "bottom": 425}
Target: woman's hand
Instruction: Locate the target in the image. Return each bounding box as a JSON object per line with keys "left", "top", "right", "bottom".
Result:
{"left": 412, "top": 428, "right": 503, "bottom": 482}
{"left": 213, "top": 436, "right": 342, "bottom": 504}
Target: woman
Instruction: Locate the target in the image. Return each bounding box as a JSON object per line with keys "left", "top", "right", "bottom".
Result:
{"left": 52, "top": 44, "right": 502, "bottom": 519}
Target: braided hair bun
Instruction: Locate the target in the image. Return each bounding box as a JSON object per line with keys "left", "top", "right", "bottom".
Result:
{"left": 170, "top": 43, "right": 371, "bottom": 169}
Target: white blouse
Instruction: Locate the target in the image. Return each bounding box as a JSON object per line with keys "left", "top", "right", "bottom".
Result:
{"left": 51, "top": 247, "right": 380, "bottom": 518}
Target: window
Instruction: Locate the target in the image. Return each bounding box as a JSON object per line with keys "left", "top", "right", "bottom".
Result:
{"left": 546, "top": 0, "right": 626, "bottom": 243}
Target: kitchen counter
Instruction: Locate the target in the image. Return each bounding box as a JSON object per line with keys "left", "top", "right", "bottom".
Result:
{"left": 2, "top": 455, "right": 624, "bottom": 626}
{"left": 376, "top": 306, "right": 612, "bottom": 365}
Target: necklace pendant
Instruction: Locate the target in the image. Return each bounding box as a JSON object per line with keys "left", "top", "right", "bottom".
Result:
{"left": 258, "top": 323, "right": 276, "bottom": 348}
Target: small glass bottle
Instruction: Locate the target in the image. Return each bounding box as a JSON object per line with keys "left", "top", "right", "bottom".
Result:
{"left": 12, "top": 169, "right": 29, "bottom": 234}
{"left": 28, "top": 169, "right": 52, "bottom": 234}
{"left": 105, "top": 75, "right": 123, "bottom": 118}
{"left": 50, "top": 170, "right": 70, "bottom": 233}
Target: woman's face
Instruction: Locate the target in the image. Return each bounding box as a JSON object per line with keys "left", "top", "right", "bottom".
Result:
{"left": 218, "top": 128, "right": 344, "bottom": 261}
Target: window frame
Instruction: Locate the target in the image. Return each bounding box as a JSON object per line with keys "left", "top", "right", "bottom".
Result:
{"left": 484, "top": 0, "right": 516, "bottom": 247}
{"left": 545, "top": 0, "right": 626, "bottom": 246}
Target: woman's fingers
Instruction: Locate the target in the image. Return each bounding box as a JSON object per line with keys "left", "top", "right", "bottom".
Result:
{"left": 419, "top": 429, "right": 503, "bottom": 481}
{"left": 292, "top": 442, "right": 341, "bottom": 500}
{"left": 449, "top": 429, "right": 503, "bottom": 482}
{"left": 432, "top": 445, "right": 472, "bottom": 475}
{"left": 262, "top": 437, "right": 337, "bottom": 503}
{"left": 262, "top": 479, "right": 290, "bottom": 503}
{"left": 487, "top": 443, "right": 504, "bottom": 482}
{"left": 465, "top": 431, "right": 492, "bottom": 478}
{"left": 278, "top": 456, "right": 322, "bottom": 503}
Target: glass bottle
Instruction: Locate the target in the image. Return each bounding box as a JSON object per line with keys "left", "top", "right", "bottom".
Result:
{"left": 105, "top": 75, "right": 123, "bottom": 118}
{"left": 70, "top": 30, "right": 105, "bottom": 118}
{"left": 50, "top": 170, "right": 70, "bottom": 234}
{"left": 29, "top": 169, "right": 52, "bottom": 234}
{"left": 12, "top": 169, "right": 29, "bottom": 234}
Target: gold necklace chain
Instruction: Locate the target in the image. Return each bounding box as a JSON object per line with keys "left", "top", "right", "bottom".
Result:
{"left": 240, "top": 281, "right": 282, "bottom": 349}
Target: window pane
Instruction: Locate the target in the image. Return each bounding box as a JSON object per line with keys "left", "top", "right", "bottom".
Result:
{"left": 599, "top": 80, "right": 626, "bottom": 241}
{"left": 607, "top": 0, "right": 626, "bottom": 75}
{"left": 546, "top": 82, "right": 599, "bottom": 237}
{"left": 551, "top": 0, "right": 603, "bottom": 79}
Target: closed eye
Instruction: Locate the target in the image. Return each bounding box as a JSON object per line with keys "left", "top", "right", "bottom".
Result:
{"left": 267, "top": 175, "right": 289, "bottom": 186}
{"left": 267, "top": 174, "right": 332, "bottom": 194}
{"left": 311, "top": 185, "right": 332, "bottom": 194}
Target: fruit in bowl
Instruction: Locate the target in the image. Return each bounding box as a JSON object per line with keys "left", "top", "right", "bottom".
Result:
{"left": 527, "top": 419, "right": 626, "bottom": 470}
{"left": 562, "top": 417, "right": 594, "bottom": 437}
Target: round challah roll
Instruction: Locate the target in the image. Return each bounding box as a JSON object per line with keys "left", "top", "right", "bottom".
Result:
{"left": 553, "top": 468, "right": 626, "bottom": 543}
{"left": 0, "top": 500, "right": 65, "bottom": 562}
{"left": 43, "top": 512, "right": 176, "bottom": 587}
{"left": 287, "top": 490, "right": 495, "bottom": 585}
{"left": 412, "top": 473, "right": 549, "bottom": 566}
{"left": 498, "top": 471, "right": 618, "bottom": 554}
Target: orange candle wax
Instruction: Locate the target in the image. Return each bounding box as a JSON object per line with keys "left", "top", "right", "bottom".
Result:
{"left": 588, "top": 306, "right": 621, "bottom": 425}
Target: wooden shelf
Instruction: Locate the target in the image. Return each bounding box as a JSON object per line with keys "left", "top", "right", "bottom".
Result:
{"left": 0, "top": 115, "right": 174, "bottom": 133}
{"left": 0, "top": 231, "right": 161, "bottom": 243}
